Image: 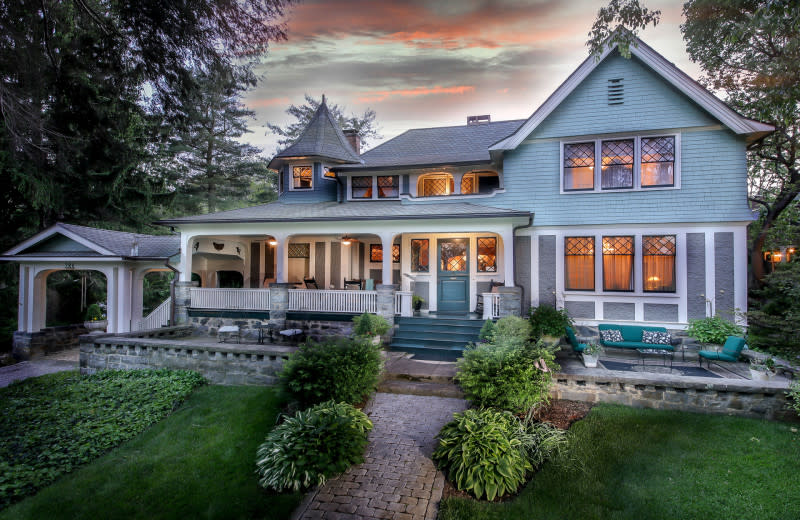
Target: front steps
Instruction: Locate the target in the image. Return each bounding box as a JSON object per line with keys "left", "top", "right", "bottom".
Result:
{"left": 389, "top": 316, "right": 485, "bottom": 360}
{"left": 379, "top": 351, "right": 464, "bottom": 398}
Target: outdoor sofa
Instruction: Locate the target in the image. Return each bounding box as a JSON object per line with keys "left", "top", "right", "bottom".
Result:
{"left": 597, "top": 323, "right": 675, "bottom": 352}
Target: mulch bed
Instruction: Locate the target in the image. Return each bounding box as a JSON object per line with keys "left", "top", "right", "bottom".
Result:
{"left": 441, "top": 399, "right": 593, "bottom": 502}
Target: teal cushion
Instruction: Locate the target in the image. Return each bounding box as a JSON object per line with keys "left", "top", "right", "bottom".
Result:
{"left": 699, "top": 351, "right": 738, "bottom": 362}
{"left": 599, "top": 324, "right": 667, "bottom": 342}
{"left": 720, "top": 336, "right": 746, "bottom": 358}
{"left": 573, "top": 342, "right": 587, "bottom": 353}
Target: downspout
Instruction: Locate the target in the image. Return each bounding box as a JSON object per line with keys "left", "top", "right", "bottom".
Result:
{"left": 512, "top": 215, "right": 533, "bottom": 314}
{"left": 164, "top": 258, "right": 180, "bottom": 327}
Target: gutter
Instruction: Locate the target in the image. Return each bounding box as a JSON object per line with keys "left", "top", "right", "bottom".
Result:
{"left": 512, "top": 214, "right": 534, "bottom": 314}
{"left": 156, "top": 211, "right": 531, "bottom": 226}
{"left": 163, "top": 258, "right": 180, "bottom": 327}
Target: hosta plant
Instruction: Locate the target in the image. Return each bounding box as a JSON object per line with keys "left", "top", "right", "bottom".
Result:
{"left": 686, "top": 315, "right": 743, "bottom": 345}
{"left": 255, "top": 401, "right": 372, "bottom": 492}
{"left": 433, "top": 408, "right": 532, "bottom": 501}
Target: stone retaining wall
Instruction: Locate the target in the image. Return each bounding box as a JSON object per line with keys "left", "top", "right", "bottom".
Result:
{"left": 13, "top": 324, "right": 88, "bottom": 360}
{"left": 285, "top": 319, "right": 354, "bottom": 342}
{"left": 552, "top": 371, "right": 791, "bottom": 420}
{"left": 80, "top": 329, "right": 294, "bottom": 386}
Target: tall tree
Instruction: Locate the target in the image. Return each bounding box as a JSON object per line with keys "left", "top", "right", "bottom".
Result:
{"left": 588, "top": 0, "right": 800, "bottom": 283}
{"left": 266, "top": 94, "right": 381, "bottom": 152}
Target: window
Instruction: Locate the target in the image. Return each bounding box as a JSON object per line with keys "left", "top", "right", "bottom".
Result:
{"left": 641, "top": 137, "right": 675, "bottom": 187}
{"left": 565, "top": 237, "right": 595, "bottom": 290}
{"left": 601, "top": 139, "right": 634, "bottom": 189}
{"left": 461, "top": 174, "right": 476, "bottom": 194}
{"left": 288, "top": 243, "right": 310, "bottom": 258}
{"left": 351, "top": 176, "right": 373, "bottom": 199}
{"left": 477, "top": 237, "right": 497, "bottom": 272}
{"left": 378, "top": 176, "right": 399, "bottom": 198}
{"left": 602, "top": 236, "right": 634, "bottom": 291}
{"left": 369, "top": 244, "right": 382, "bottom": 262}
{"left": 643, "top": 235, "right": 676, "bottom": 292}
{"left": 411, "top": 239, "right": 429, "bottom": 272}
{"left": 324, "top": 167, "right": 336, "bottom": 179}
{"left": 292, "top": 166, "right": 312, "bottom": 190}
{"left": 419, "top": 174, "right": 454, "bottom": 196}
{"left": 564, "top": 142, "right": 595, "bottom": 191}
{"left": 392, "top": 244, "right": 400, "bottom": 263}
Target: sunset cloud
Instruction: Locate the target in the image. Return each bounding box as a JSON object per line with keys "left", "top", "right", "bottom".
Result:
{"left": 357, "top": 85, "right": 476, "bottom": 103}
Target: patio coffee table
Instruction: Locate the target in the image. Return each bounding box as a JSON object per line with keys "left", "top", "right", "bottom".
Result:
{"left": 637, "top": 348, "right": 673, "bottom": 368}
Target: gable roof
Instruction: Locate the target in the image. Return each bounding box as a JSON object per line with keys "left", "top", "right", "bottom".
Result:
{"left": 3, "top": 223, "right": 180, "bottom": 259}
{"left": 270, "top": 98, "right": 362, "bottom": 165}
{"left": 337, "top": 119, "right": 525, "bottom": 171}
{"left": 491, "top": 37, "right": 774, "bottom": 151}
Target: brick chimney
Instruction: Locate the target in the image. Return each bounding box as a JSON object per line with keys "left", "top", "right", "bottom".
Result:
{"left": 343, "top": 129, "right": 361, "bottom": 155}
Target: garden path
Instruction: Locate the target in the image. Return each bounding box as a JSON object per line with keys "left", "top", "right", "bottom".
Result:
{"left": 294, "top": 392, "right": 467, "bottom": 520}
{"left": 0, "top": 348, "right": 79, "bottom": 387}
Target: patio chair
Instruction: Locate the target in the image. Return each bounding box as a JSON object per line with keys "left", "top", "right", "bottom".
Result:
{"left": 304, "top": 277, "right": 319, "bottom": 289}
{"left": 566, "top": 326, "right": 587, "bottom": 356}
{"left": 364, "top": 279, "right": 375, "bottom": 291}
{"left": 698, "top": 336, "right": 746, "bottom": 369}
{"left": 344, "top": 279, "right": 362, "bottom": 290}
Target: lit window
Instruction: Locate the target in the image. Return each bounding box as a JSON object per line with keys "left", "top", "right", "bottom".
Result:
{"left": 461, "top": 175, "right": 476, "bottom": 194}
{"left": 392, "top": 244, "right": 400, "bottom": 263}
{"left": 643, "top": 235, "right": 676, "bottom": 292}
{"left": 324, "top": 167, "right": 336, "bottom": 179}
{"left": 411, "top": 239, "right": 429, "bottom": 272}
{"left": 565, "top": 237, "right": 595, "bottom": 290}
{"left": 564, "top": 143, "right": 595, "bottom": 191}
{"left": 292, "top": 166, "right": 312, "bottom": 190}
{"left": 601, "top": 139, "right": 634, "bottom": 189}
{"left": 477, "top": 237, "right": 497, "bottom": 272}
{"left": 351, "top": 176, "right": 372, "bottom": 199}
{"left": 419, "top": 174, "right": 454, "bottom": 196}
{"left": 602, "top": 236, "right": 634, "bottom": 291}
{"left": 378, "top": 176, "right": 399, "bottom": 198}
{"left": 641, "top": 136, "right": 675, "bottom": 187}
{"left": 370, "top": 244, "right": 382, "bottom": 262}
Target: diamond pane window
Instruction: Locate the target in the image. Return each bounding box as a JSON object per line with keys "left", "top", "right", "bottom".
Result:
{"left": 378, "top": 175, "right": 399, "bottom": 198}
{"left": 477, "top": 237, "right": 497, "bottom": 272}
{"left": 288, "top": 243, "right": 310, "bottom": 258}
{"left": 292, "top": 166, "right": 313, "bottom": 190}
{"left": 351, "top": 176, "right": 373, "bottom": 199}
{"left": 440, "top": 239, "right": 467, "bottom": 272}
{"left": 461, "top": 175, "right": 475, "bottom": 194}
{"left": 602, "top": 236, "right": 634, "bottom": 291}
{"left": 421, "top": 175, "right": 454, "bottom": 196}
{"left": 601, "top": 139, "right": 634, "bottom": 189}
{"left": 565, "top": 237, "right": 595, "bottom": 290}
{"left": 564, "top": 142, "right": 595, "bottom": 190}
{"left": 643, "top": 235, "right": 676, "bottom": 292}
{"left": 392, "top": 244, "right": 400, "bottom": 263}
{"left": 411, "top": 239, "right": 429, "bottom": 272}
{"left": 641, "top": 136, "right": 675, "bottom": 187}
{"left": 370, "top": 244, "right": 383, "bottom": 262}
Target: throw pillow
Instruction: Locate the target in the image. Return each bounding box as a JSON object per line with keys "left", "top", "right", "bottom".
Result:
{"left": 642, "top": 330, "right": 671, "bottom": 345}
{"left": 600, "top": 329, "right": 624, "bottom": 343}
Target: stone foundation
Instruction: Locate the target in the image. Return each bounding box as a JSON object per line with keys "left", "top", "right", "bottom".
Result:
{"left": 285, "top": 319, "right": 354, "bottom": 342}
{"left": 80, "top": 326, "right": 294, "bottom": 385}
{"left": 13, "top": 324, "right": 88, "bottom": 360}
{"left": 552, "top": 371, "right": 791, "bottom": 421}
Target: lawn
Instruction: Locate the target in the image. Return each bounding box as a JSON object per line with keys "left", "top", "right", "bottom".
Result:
{"left": 439, "top": 404, "right": 800, "bottom": 520}
{"left": 1, "top": 374, "right": 302, "bottom": 519}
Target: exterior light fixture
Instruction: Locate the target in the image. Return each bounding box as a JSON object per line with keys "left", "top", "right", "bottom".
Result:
{"left": 268, "top": 238, "right": 278, "bottom": 246}
{"left": 341, "top": 235, "right": 353, "bottom": 246}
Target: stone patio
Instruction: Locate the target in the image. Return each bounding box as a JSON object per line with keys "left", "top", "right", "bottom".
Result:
{"left": 0, "top": 347, "right": 79, "bottom": 388}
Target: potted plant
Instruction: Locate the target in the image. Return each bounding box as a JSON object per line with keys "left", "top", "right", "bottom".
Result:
{"left": 412, "top": 295, "right": 425, "bottom": 316}
{"left": 749, "top": 357, "right": 776, "bottom": 381}
{"left": 529, "top": 305, "right": 573, "bottom": 347}
{"left": 582, "top": 343, "right": 602, "bottom": 368}
{"left": 352, "top": 313, "right": 391, "bottom": 345}
{"left": 83, "top": 303, "right": 107, "bottom": 333}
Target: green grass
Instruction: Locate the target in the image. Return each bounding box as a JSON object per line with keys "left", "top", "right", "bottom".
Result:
{"left": 1, "top": 382, "right": 302, "bottom": 520}
{"left": 439, "top": 404, "right": 800, "bottom": 520}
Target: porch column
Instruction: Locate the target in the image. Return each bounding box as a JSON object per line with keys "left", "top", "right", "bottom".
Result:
{"left": 31, "top": 269, "right": 47, "bottom": 333}
{"left": 376, "top": 284, "right": 396, "bottom": 331}
{"left": 273, "top": 233, "right": 289, "bottom": 284}
{"left": 379, "top": 233, "right": 395, "bottom": 286}
{"left": 499, "top": 229, "right": 515, "bottom": 287}
{"left": 173, "top": 280, "right": 198, "bottom": 325}
{"left": 268, "top": 282, "right": 291, "bottom": 330}
{"left": 17, "top": 265, "right": 28, "bottom": 332}
{"left": 179, "top": 234, "right": 195, "bottom": 282}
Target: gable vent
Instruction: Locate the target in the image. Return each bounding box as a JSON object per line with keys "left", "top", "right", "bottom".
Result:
{"left": 608, "top": 78, "right": 624, "bottom": 105}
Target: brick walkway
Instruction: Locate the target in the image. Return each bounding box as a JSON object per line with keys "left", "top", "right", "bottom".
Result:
{"left": 0, "top": 348, "right": 79, "bottom": 388}
{"left": 295, "top": 392, "right": 468, "bottom": 520}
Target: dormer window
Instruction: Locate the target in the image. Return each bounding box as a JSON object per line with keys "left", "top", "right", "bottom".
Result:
{"left": 348, "top": 175, "right": 400, "bottom": 200}
{"left": 351, "top": 176, "right": 373, "bottom": 199}
{"left": 377, "top": 176, "right": 399, "bottom": 198}
{"left": 292, "top": 165, "right": 313, "bottom": 190}
{"left": 419, "top": 174, "right": 454, "bottom": 197}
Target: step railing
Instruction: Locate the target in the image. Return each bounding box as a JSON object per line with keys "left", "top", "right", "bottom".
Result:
{"left": 288, "top": 289, "right": 377, "bottom": 314}
{"left": 189, "top": 288, "right": 270, "bottom": 310}
{"left": 482, "top": 293, "right": 501, "bottom": 319}
{"left": 394, "top": 291, "right": 413, "bottom": 317}
{"left": 135, "top": 297, "right": 171, "bottom": 330}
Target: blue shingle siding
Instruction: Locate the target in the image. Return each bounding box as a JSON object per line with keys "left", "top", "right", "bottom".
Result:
{"left": 279, "top": 162, "right": 339, "bottom": 203}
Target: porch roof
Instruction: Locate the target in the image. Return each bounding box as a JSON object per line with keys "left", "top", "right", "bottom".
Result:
{"left": 157, "top": 200, "right": 530, "bottom": 225}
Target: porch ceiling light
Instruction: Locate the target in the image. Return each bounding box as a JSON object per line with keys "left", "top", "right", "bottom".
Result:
{"left": 268, "top": 238, "right": 278, "bottom": 246}
{"left": 341, "top": 235, "right": 357, "bottom": 246}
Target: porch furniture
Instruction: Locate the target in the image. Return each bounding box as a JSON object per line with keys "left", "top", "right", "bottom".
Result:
{"left": 255, "top": 323, "right": 280, "bottom": 344}
{"left": 344, "top": 279, "right": 363, "bottom": 290}
{"left": 637, "top": 348, "right": 673, "bottom": 368}
{"left": 279, "top": 328, "right": 305, "bottom": 344}
{"left": 364, "top": 279, "right": 375, "bottom": 291}
{"left": 566, "top": 326, "right": 587, "bottom": 356}
{"left": 304, "top": 278, "right": 319, "bottom": 289}
{"left": 698, "top": 336, "right": 746, "bottom": 369}
{"left": 218, "top": 325, "right": 240, "bottom": 343}
{"left": 598, "top": 324, "right": 674, "bottom": 353}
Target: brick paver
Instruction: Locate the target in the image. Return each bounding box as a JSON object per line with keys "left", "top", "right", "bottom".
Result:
{"left": 295, "top": 392, "right": 467, "bottom": 520}
{"left": 0, "top": 348, "right": 79, "bottom": 388}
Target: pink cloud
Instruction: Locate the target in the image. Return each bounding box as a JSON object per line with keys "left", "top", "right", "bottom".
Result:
{"left": 356, "top": 85, "right": 476, "bottom": 103}
{"left": 246, "top": 96, "right": 291, "bottom": 108}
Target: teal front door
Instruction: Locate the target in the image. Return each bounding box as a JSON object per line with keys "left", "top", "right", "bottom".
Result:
{"left": 437, "top": 238, "right": 469, "bottom": 313}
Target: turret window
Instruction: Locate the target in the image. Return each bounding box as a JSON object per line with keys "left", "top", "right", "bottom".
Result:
{"left": 292, "top": 165, "right": 313, "bottom": 190}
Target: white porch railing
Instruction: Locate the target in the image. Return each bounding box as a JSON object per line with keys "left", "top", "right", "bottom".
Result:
{"left": 482, "top": 293, "right": 501, "bottom": 319}
{"left": 190, "top": 288, "right": 270, "bottom": 310}
{"left": 289, "top": 289, "right": 377, "bottom": 313}
{"left": 136, "top": 297, "right": 171, "bottom": 330}
{"left": 395, "top": 291, "right": 413, "bottom": 317}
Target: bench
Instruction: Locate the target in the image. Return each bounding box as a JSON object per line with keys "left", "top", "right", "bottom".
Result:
{"left": 598, "top": 324, "right": 675, "bottom": 352}
{"left": 218, "top": 325, "right": 240, "bottom": 343}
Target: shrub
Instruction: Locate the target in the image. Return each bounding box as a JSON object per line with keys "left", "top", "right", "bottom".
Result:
{"left": 492, "top": 315, "right": 533, "bottom": 349}
{"left": 515, "top": 415, "right": 568, "bottom": 468}
{"left": 352, "top": 312, "right": 391, "bottom": 337}
{"left": 456, "top": 338, "right": 557, "bottom": 413}
{"left": 280, "top": 337, "right": 383, "bottom": 407}
{"left": 529, "top": 305, "right": 572, "bottom": 339}
{"left": 686, "top": 315, "right": 743, "bottom": 345}
{"left": 478, "top": 319, "right": 496, "bottom": 341}
{"left": 788, "top": 381, "right": 800, "bottom": 417}
{"left": 84, "top": 303, "right": 105, "bottom": 321}
{"left": 256, "top": 401, "right": 372, "bottom": 492}
{"left": 747, "top": 259, "right": 800, "bottom": 360}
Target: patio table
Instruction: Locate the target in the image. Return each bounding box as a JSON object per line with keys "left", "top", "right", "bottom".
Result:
{"left": 637, "top": 348, "right": 673, "bottom": 368}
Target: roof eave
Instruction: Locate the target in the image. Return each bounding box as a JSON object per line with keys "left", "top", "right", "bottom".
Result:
{"left": 335, "top": 159, "right": 495, "bottom": 172}
{"left": 156, "top": 211, "right": 531, "bottom": 226}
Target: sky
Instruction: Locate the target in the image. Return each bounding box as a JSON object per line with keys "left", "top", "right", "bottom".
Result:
{"left": 243, "top": 0, "right": 699, "bottom": 156}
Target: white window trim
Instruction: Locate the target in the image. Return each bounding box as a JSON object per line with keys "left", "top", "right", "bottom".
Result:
{"left": 560, "top": 133, "right": 681, "bottom": 194}
{"left": 346, "top": 175, "right": 401, "bottom": 201}
{"left": 289, "top": 164, "right": 314, "bottom": 191}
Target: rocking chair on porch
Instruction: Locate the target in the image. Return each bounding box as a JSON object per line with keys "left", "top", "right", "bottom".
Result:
{"left": 304, "top": 277, "right": 319, "bottom": 289}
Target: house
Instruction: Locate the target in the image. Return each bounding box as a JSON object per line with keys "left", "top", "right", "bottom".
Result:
{"left": 3, "top": 36, "right": 772, "bottom": 356}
